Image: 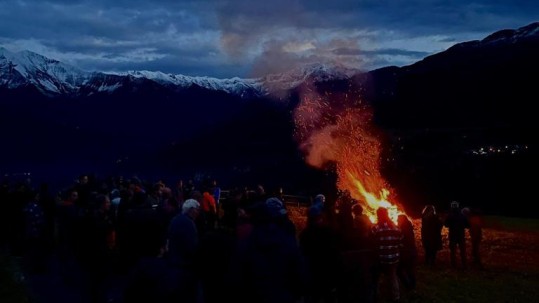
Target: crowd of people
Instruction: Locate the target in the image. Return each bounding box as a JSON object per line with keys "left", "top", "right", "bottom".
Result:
{"left": 0, "top": 173, "right": 484, "bottom": 303}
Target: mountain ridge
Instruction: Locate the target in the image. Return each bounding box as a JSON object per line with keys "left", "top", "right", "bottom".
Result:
{"left": 0, "top": 46, "right": 363, "bottom": 98}
{"left": 0, "top": 22, "right": 537, "bottom": 213}
{"left": 3, "top": 21, "right": 538, "bottom": 101}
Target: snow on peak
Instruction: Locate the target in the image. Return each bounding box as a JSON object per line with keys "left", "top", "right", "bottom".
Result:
{"left": 0, "top": 47, "right": 360, "bottom": 97}
{"left": 115, "top": 70, "right": 262, "bottom": 95}
{"left": 0, "top": 47, "right": 263, "bottom": 96}
{"left": 259, "top": 63, "right": 361, "bottom": 94}
{"left": 482, "top": 22, "right": 539, "bottom": 44}
{"left": 0, "top": 47, "right": 89, "bottom": 94}
{"left": 512, "top": 21, "right": 539, "bottom": 39}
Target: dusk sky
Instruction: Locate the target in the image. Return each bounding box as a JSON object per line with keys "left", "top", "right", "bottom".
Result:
{"left": 0, "top": 0, "right": 537, "bottom": 78}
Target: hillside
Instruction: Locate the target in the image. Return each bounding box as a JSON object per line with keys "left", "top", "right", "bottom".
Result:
{"left": 1, "top": 22, "right": 538, "bottom": 216}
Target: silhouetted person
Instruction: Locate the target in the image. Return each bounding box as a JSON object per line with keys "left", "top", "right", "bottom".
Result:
{"left": 444, "top": 201, "right": 468, "bottom": 269}
{"left": 124, "top": 230, "right": 176, "bottom": 303}
{"left": 335, "top": 190, "right": 355, "bottom": 235}
{"left": 371, "top": 207, "right": 402, "bottom": 303}
{"left": 74, "top": 174, "right": 92, "bottom": 207}
{"left": 221, "top": 187, "right": 241, "bottom": 229}
{"left": 38, "top": 182, "right": 56, "bottom": 252}
{"left": 300, "top": 205, "right": 341, "bottom": 303}
{"left": 197, "top": 226, "right": 236, "bottom": 303}
{"left": 22, "top": 191, "right": 47, "bottom": 273}
{"left": 57, "top": 189, "right": 80, "bottom": 280}
{"left": 338, "top": 203, "right": 374, "bottom": 303}
{"left": 265, "top": 197, "right": 296, "bottom": 237}
{"left": 462, "top": 207, "right": 483, "bottom": 269}
{"left": 351, "top": 203, "right": 372, "bottom": 241}
{"left": 312, "top": 193, "right": 336, "bottom": 230}
{"left": 183, "top": 179, "right": 195, "bottom": 201}
{"left": 78, "top": 194, "right": 115, "bottom": 303}
{"left": 8, "top": 182, "right": 33, "bottom": 256}
{"left": 166, "top": 199, "right": 202, "bottom": 303}
{"left": 211, "top": 179, "right": 222, "bottom": 224}
{"left": 122, "top": 189, "right": 163, "bottom": 270}
{"left": 0, "top": 180, "right": 10, "bottom": 248}
{"left": 231, "top": 201, "right": 306, "bottom": 303}
{"left": 201, "top": 188, "right": 217, "bottom": 232}
{"left": 397, "top": 214, "right": 417, "bottom": 291}
{"left": 421, "top": 205, "right": 443, "bottom": 268}
{"left": 311, "top": 194, "right": 326, "bottom": 211}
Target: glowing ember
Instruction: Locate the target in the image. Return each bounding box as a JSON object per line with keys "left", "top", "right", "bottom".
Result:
{"left": 293, "top": 82, "right": 405, "bottom": 223}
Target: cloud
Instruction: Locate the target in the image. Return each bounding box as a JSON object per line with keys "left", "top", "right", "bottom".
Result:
{"left": 0, "top": 0, "right": 537, "bottom": 77}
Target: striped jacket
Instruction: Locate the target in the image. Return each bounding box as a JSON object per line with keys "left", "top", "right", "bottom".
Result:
{"left": 372, "top": 221, "right": 403, "bottom": 264}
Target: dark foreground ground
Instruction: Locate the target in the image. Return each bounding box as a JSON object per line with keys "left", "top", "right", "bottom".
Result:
{"left": 2, "top": 211, "right": 539, "bottom": 303}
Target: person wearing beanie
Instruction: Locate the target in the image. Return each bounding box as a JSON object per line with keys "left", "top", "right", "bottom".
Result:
{"left": 265, "top": 197, "right": 296, "bottom": 237}
{"left": 266, "top": 197, "right": 287, "bottom": 217}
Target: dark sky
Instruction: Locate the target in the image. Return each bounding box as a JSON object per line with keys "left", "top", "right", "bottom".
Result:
{"left": 0, "top": 0, "right": 537, "bottom": 78}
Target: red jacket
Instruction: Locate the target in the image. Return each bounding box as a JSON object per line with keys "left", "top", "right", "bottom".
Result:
{"left": 201, "top": 192, "right": 217, "bottom": 213}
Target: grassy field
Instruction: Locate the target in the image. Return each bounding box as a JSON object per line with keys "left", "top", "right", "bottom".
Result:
{"left": 2, "top": 209, "right": 538, "bottom": 303}
{"left": 410, "top": 220, "right": 539, "bottom": 303}
{"left": 287, "top": 205, "right": 539, "bottom": 303}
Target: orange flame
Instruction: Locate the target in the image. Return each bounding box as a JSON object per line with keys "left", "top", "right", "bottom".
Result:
{"left": 344, "top": 170, "right": 403, "bottom": 224}
{"left": 294, "top": 82, "right": 405, "bottom": 223}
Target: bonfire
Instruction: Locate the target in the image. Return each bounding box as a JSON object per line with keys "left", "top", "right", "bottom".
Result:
{"left": 293, "top": 82, "right": 405, "bottom": 223}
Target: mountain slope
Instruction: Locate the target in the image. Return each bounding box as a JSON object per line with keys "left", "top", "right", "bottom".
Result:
{"left": 0, "top": 22, "right": 537, "bottom": 213}
{"left": 0, "top": 47, "right": 359, "bottom": 98}
{"left": 365, "top": 21, "right": 539, "bottom": 129}
{"left": 0, "top": 47, "right": 264, "bottom": 97}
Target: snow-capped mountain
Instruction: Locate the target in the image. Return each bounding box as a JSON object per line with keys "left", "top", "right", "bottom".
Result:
{"left": 115, "top": 70, "right": 265, "bottom": 97}
{"left": 3, "top": 21, "right": 537, "bottom": 100}
{"left": 0, "top": 47, "right": 89, "bottom": 94}
{"left": 0, "top": 47, "right": 265, "bottom": 97}
{"left": 260, "top": 63, "right": 361, "bottom": 95}
{"left": 367, "top": 21, "right": 539, "bottom": 129}
{"left": 402, "top": 21, "right": 539, "bottom": 72}
{"left": 0, "top": 47, "right": 359, "bottom": 98}
{"left": 477, "top": 21, "right": 539, "bottom": 45}
{"left": 0, "top": 22, "right": 536, "bottom": 209}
